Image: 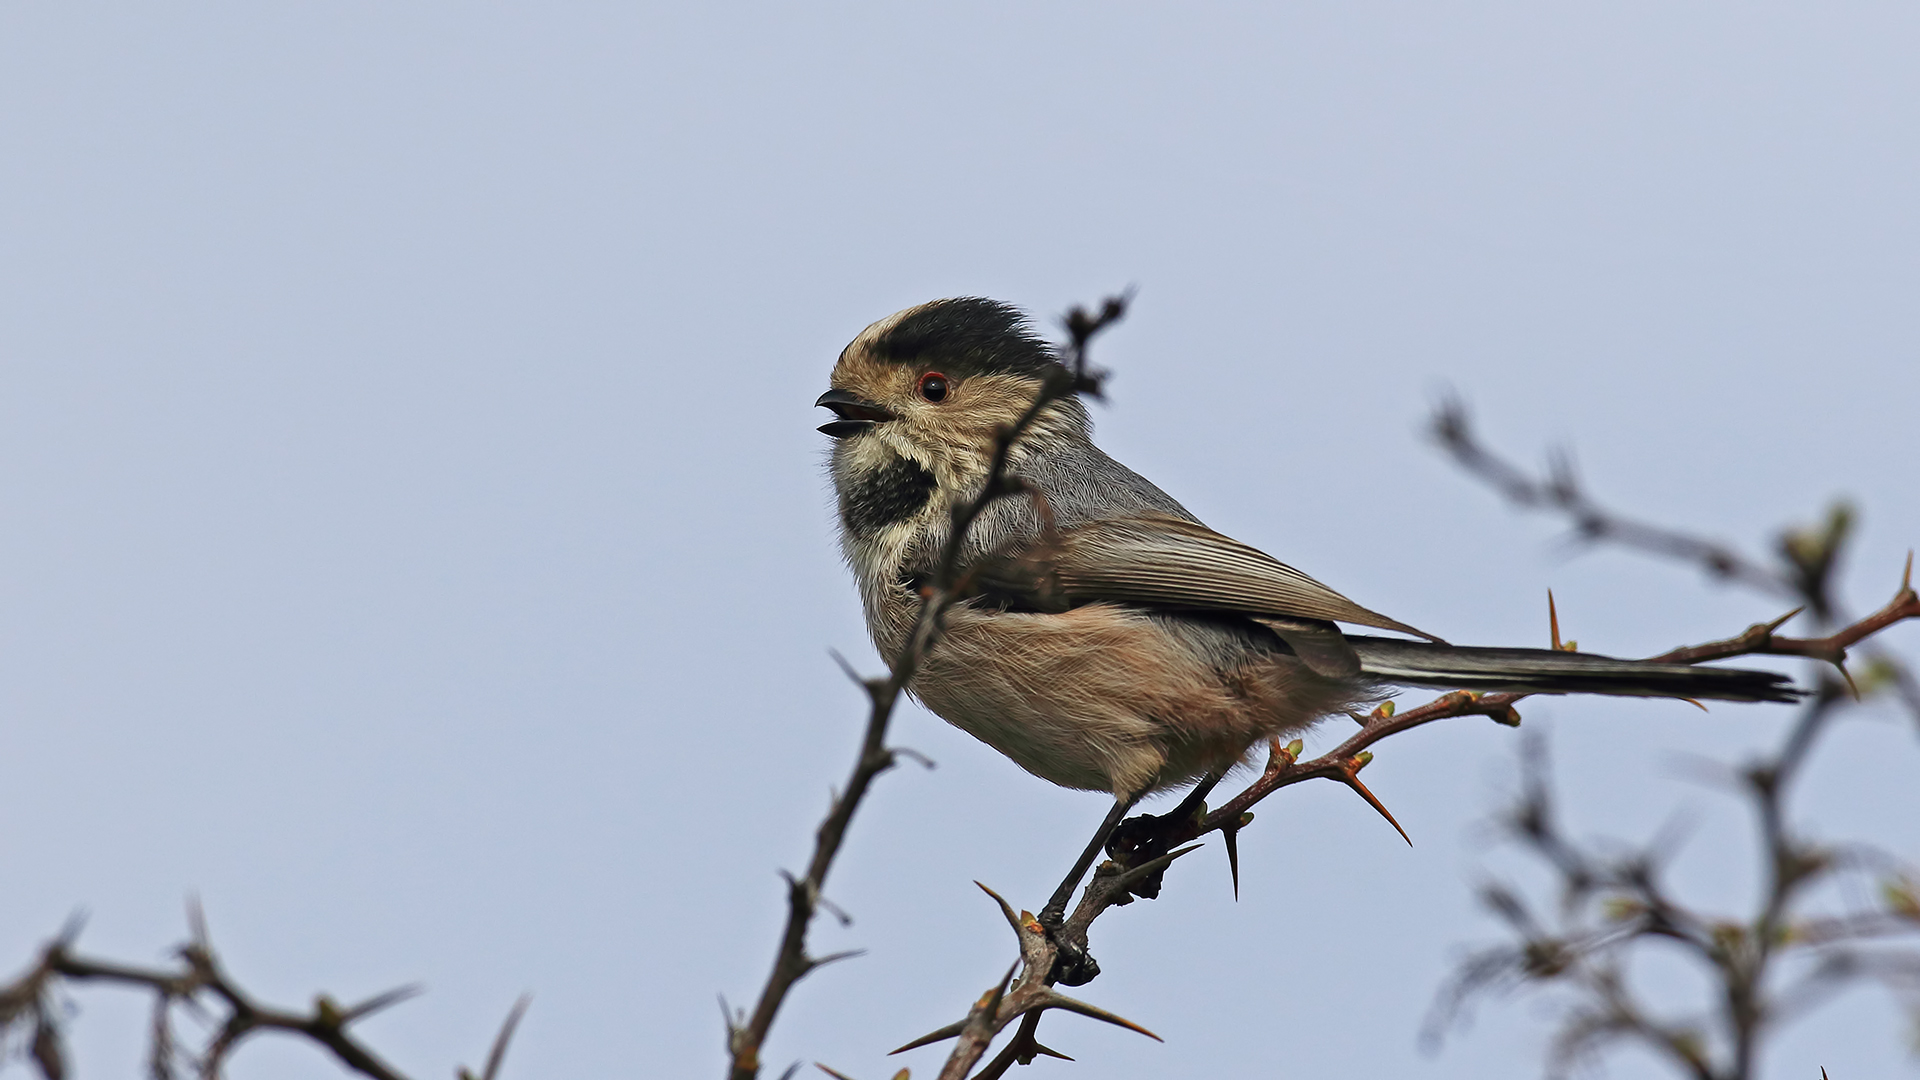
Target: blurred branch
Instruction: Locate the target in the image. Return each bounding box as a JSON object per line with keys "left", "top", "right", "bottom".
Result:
{"left": 0, "top": 905, "right": 527, "bottom": 1080}
{"left": 724, "top": 296, "right": 1126, "bottom": 1080}
{"left": 1429, "top": 397, "right": 1794, "bottom": 600}
{"left": 1424, "top": 684, "right": 1920, "bottom": 1080}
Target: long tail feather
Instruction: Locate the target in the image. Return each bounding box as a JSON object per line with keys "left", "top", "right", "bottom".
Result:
{"left": 1347, "top": 636, "right": 1801, "bottom": 703}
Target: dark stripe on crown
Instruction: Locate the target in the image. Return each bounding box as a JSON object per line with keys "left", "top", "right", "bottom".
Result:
{"left": 840, "top": 457, "right": 938, "bottom": 537}
{"left": 871, "top": 298, "right": 1062, "bottom": 380}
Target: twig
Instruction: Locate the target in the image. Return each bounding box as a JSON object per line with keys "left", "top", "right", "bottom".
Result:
{"left": 0, "top": 910, "right": 522, "bottom": 1080}
{"left": 1429, "top": 397, "right": 1792, "bottom": 598}
{"left": 1185, "top": 563, "right": 1914, "bottom": 847}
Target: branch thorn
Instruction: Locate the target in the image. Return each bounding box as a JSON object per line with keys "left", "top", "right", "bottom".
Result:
{"left": 973, "top": 881, "right": 1025, "bottom": 937}
{"left": 980, "top": 959, "right": 1020, "bottom": 1024}
{"left": 54, "top": 909, "right": 88, "bottom": 949}
{"left": 1340, "top": 763, "right": 1411, "bottom": 846}
{"left": 890, "top": 1020, "right": 966, "bottom": 1055}
{"left": 827, "top": 648, "right": 864, "bottom": 687}
{"left": 1029, "top": 1039, "right": 1073, "bottom": 1061}
{"left": 1223, "top": 826, "right": 1241, "bottom": 901}
{"left": 185, "top": 895, "right": 210, "bottom": 950}
{"left": 804, "top": 949, "right": 866, "bottom": 973}
{"left": 1033, "top": 989, "right": 1163, "bottom": 1042}
{"left": 340, "top": 983, "right": 424, "bottom": 1023}
{"left": 1109, "top": 843, "right": 1204, "bottom": 895}
{"left": 474, "top": 994, "right": 531, "bottom": 1080}
{"left": 891, "top": 746, "right": 936, "bottom": 770}
{"left": 1764, "top": 606, "right": 1806, "bottom": 635}
{"left": 816, "top": 892, "right": 854, "bottom": 927}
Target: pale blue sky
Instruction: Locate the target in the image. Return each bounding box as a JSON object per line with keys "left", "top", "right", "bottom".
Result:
{"left": 2, "top": 5, "right": 1917, "bottom": 1078}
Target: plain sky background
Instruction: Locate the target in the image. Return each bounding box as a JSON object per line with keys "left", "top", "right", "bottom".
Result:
{"left": 2, "top": 4, "right": 1917, "bottom": 1078}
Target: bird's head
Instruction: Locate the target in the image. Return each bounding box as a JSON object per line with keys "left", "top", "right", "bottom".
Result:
{"left": 817, "top": 298, "right": 1087, "bottom": 497}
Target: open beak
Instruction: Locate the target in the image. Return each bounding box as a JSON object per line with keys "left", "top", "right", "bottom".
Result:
{"left": 815, "top": 388, "right": 896, "bottom": 438}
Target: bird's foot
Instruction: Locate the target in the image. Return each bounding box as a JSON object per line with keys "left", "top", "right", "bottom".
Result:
{"left": 1036, "top": 908, "right": 1102, "bottom": 987}
{"left": 1103, "top": 802, "right": 1206, "bottom": 902}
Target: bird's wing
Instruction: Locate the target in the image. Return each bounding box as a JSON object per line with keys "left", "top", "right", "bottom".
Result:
{"left": 972, "top": 514, "right": 1442, "bottom": 672}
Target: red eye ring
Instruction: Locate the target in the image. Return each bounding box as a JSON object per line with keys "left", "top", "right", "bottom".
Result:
{"left": 917, "top": 371, "right": 950, "bottom": 403}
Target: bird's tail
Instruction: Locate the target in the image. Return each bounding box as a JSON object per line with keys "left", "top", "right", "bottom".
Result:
{"left": 1346, "top": 636, "right": 1801, "bottom": 703}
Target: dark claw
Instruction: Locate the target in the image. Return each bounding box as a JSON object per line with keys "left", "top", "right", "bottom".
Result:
{"left": 1037, "top": 909, "right": 1103, "bottom": 987}
{"left": 1048, "top": 936, "right": 1102, "bottom": 987}
{"left": 1104, "top": 807, "right": 1199, "bottom": 901}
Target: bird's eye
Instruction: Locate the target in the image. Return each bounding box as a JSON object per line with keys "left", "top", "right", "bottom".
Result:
{"left": 918, "top": 372, "right": 950, "bottom": 403}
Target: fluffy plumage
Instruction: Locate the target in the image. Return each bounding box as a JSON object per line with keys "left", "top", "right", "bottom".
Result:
{"left": 820, "top": 298, "right": 1799, "bottom": 799}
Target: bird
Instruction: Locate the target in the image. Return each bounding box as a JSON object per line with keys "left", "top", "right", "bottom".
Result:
{"left": 816, "top": 296, "right": 1798, "bottom": 927}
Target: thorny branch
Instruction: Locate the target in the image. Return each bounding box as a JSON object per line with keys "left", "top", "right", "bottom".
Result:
{"left": 1199, "top": 553, "right": 1919, "bottom": 841}
{"left": 0, "top": 903, "right": 527, "bottom": 1080}
{"left": 723, "top": 296, "right": 1128, "bottom": 1080}
{"left": 893, "top": 398, "right": 1916, "bottom": 1079}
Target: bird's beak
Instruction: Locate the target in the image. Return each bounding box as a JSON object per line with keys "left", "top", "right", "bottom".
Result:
{"left": 815, "top": 388, "right": 896, "bottom": 438}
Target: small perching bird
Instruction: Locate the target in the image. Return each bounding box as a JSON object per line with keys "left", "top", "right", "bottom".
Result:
{"left": 817, "top": 297, "right": 1797, "bottom": 921}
